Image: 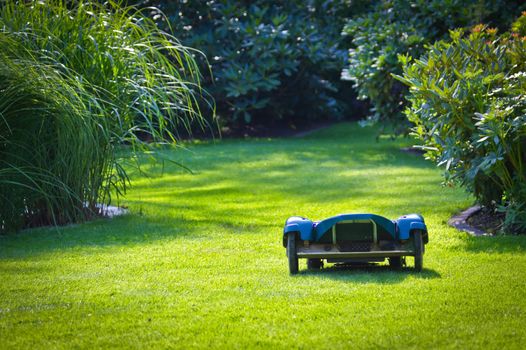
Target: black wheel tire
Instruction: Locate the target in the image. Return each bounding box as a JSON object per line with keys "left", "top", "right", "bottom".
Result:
{"left": 388, "top": 257, "right": 403, "bottom": 269}
{"left": 307, "top": 258, "right": 323, "bottom": 270}
{"left": 287, "top": 233, "right": 299, "bottom": 274}
{"left": 413, "top": 230, "right": 423, "bottom": 272}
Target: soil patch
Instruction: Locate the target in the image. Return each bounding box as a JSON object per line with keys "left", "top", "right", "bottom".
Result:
{"left": 448, "top": 205, "right": 505, "bottom": 236}
{"left": 219, "top": 120, "right": 336, "bottom": 139}
{"left": 467, "top": 206, "right": 505, "bottom": 235}
{"left": 180, "top": 120, "right": 339, "bottom": 140}
{"left": 400, "top": 147, "right": 425, "bottom": 156}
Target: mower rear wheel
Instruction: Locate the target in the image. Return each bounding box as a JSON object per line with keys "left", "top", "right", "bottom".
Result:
{"left": 287, "top": 233, "right": 298, "bottom": 274}
{"left": 307, "top": 258, "right": 323, "bottom": 270}
{"left": 388, "top": 256, "right": 403, "bottom": 269}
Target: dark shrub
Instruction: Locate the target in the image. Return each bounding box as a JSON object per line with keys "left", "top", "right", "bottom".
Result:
{"left": 145, "top": 0, "right": 358, "bottom": 129}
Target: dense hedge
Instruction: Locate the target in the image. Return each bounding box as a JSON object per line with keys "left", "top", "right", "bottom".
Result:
{"left": 144, "top": 0, "right": 363, "bottom": 129}
{"left": 342, "top": 0, "right": 523, "bottom": 134}
{"left": 397, "top": 18, "right": 526, "bottom": 233}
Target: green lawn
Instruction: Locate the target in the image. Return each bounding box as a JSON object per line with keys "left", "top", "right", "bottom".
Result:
{"left": 1, "top": 123, "right": 525, "bottom": 349}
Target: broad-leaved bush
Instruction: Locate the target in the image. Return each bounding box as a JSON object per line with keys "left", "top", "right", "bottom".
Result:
{"left": 342, "top": 0, "right": 523, "bottom": 134}
{"left": 397, "top": 19, "right": 526, "bottom": 233}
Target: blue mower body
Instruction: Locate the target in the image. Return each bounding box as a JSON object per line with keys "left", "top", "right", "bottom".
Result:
{"left": 283, "top": 213, "right": 428, "bottom": 274}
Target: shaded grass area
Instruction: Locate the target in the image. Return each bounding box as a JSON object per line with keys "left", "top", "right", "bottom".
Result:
{"left": 1, "top": 123, "right": 525, "bottom": 349}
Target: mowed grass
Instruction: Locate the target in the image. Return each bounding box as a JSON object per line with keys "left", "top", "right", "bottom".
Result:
{"left": 1, "top": 123, "right": 525, "bottom": 349}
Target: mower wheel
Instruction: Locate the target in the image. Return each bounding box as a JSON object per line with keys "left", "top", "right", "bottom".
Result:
{"left": 389, "top": 257, "right": 403, "bottom": 269}
{"left": 413, "top": 230, "right": 423, "bottom": 272}
{"left": 287, "top": 233, "right": 298, "bottom": 274}
{"left": 307, "top": 258, "right": 323, "bottom": 270}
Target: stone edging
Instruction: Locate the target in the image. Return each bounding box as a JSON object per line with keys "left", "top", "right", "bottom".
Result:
{"left": 447, "top": 205, "right": 487, "bottom": 236}
{"left": 95, "top": 203, "right": 128, "bottom": 218}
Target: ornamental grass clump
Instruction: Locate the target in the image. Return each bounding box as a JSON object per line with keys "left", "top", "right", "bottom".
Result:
{"left": 0, "top": 0, "right": 206, "bottom": 233}
{"left": 396, "top": 16, "right": 526, "bottom": 233}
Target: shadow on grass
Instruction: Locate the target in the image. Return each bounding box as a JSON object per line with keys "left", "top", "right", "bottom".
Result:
{"left": 296, "top": 263, "right": 441, "bottom": 284}
{"left": 462, "top": 234, "right": 526, "bottom": 253}
{"left": 0, "top": 214, "right": 205, "bottom": 259}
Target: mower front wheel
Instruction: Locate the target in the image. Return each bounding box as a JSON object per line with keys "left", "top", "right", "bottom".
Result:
{"left": 287, "top": 233, "right": 299, "bottom": 274}
{"left": 413, "top": 230, "right": 423, "bottom": 272}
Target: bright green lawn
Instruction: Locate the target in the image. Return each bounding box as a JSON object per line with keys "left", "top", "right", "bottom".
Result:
{"left": 1, "top": 123, "right": 525, "bottom": 349}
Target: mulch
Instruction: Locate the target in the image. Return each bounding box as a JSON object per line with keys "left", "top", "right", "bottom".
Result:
{"left": 467, "top": 206, "right": 505, "bottom": 235}
{"left": 448, "top": 205, "right": 504, "bottom": 236}
{"left": 219, "top": 121, "right": 337, "bottom": 139}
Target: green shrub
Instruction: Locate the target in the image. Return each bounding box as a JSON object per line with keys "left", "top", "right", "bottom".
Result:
{"left": 342, "top": 0, "right": 523, "bottom": 134}
{"left": 145, "top": 0, "right": 355, "bottom": 127}
{"left": 0, "top": 1, "right": 204, "bottom": 233}
{"left": 396, "top": 23, "right": 526, "bottom": 233}
{"left": 512, "top": 11, "right": 526, "bottom": 36}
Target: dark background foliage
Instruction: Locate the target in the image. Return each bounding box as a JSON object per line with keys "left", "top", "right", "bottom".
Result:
{"left": 135, "top": 0, "right": 524, "bottom": 135}
{"left": 139, "top": 0, "right": 368, "bottom": 133}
